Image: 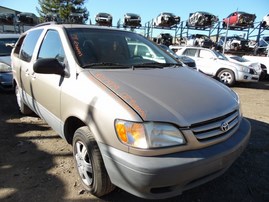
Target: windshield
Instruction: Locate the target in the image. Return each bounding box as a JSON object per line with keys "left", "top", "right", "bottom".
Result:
{"left": 66, "top": 28, "right": 177, "bottom": 68}
{"left": 230, "top": 56, "right": 248, "bottom": 62}
{"left": 0, "top": 38, "right": 18, "bottom": 56}
{"left": 213, "top": 50, "right": 228, "bottom": 60}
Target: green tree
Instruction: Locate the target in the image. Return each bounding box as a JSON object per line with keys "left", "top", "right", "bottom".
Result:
{"left": 36, "top": 0, "right": 89, "bottom": 24}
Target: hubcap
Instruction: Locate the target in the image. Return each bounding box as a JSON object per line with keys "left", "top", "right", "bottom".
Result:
{"left": 219, "top": 72, "right": 232, "bottom": 84}
{"left": 75, "top": 141, "right": 93, "bottom": 186}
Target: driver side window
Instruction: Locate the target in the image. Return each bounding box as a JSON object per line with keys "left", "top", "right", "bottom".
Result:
{"left": 38, "top": 30, "right": 65, "bottom": 63}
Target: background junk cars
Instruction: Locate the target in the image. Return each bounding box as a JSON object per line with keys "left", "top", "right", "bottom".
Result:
{"left": 95, "top": 12, "right": 113, "bottom": 26}
{"left": 11, "top": 23, "right": 251, "bottom": 199}
{"left": 261, "top": 13, "right": 269, "bottom": 27}
{"left": 17, "top": 12, "right": 39, "bottom": 25}
{"left": 0, "top": 33, "right": 19, "bottom": 92}
{"left": 123, "top": 13, "right": 141, "bottom": 28}
{"left": 187, "top": 11, "right": 218, "bottom": 28}
{"left": 153, "top": 12, "right": 180, "bottom": 28}
{"left": 222, "top": 11, "right": 256, "bottom": 29}
{"left": 184, "top": 34, "right": 214, "bottom": 48}
{"left": 218, "top": 35, "right": 249, "bottom": 51}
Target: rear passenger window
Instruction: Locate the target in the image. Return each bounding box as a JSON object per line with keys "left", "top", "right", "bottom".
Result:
{"left": 19, "top": 29, "right": 43, "bottom": 62}
{"left": 183, "top": 49, "right": 197, "bottom": 57}
{"left": 38, "top": 30, "right": 65, "bottom": 63}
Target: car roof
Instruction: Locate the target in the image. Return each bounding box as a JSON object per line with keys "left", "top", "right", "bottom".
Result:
{"left": 28, "top": 23, "right": 126, "bottom": 32}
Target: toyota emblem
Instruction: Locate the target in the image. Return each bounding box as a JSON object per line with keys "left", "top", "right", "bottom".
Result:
{"left": 220, "top": 122, "right": 229, "bottom": 132}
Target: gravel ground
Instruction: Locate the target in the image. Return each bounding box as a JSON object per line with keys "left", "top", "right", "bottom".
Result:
{"left": 0, "top": 80, "right": 269, "bottom": 202}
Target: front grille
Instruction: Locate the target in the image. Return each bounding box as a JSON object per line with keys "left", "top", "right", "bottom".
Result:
{"left": 249, "top": 69, "right": 255, "bottom": 74}
{"left": 190, "top": 110, "right": 240, "bottom": 142}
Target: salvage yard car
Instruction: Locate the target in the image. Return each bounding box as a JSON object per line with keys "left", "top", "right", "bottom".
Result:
{"left": 95, "top": 12, "right": 113, "bottom": 26}
{"left": 12, "top": 23, "right": 251, "bottom": 200}
{"left": 186, "top": 11, "right": 218, "bottom": 28}
{"left": 222, "top": 11, "right": 256, "bottom": 29}
{"left": 261, "top": 13, "right": 269, "bottom": 28}
{"left": 123, "top": 13, "right": 141, "bottom": 28}
{"left": 153, "top": 12, "right": 180, "bottom": 28}
{"left": 218, "top": 35, "right": 249, "bottom": 51}
{"left": 176, "top": 46, "right": 259, "bottom": 86}
{"left": 225, "top": 55, "right": 263, "bottom": 80}
{"left": 0, "top": 33, "right": 20, "bottom": 91}
{"left": 184, "top": 34, "right": 214, "bottom": 48}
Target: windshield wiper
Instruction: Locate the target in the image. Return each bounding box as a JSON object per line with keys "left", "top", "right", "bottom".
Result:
{"left": 83, "top": 62, "right": 132, "bottom": 69}
{"left": 132, "top": 62, "right": 182, "bottom": 69}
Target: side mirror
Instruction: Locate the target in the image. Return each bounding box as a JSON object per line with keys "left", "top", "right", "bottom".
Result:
{"left": 33, "top": 58, "right": 65, "bottom": 75}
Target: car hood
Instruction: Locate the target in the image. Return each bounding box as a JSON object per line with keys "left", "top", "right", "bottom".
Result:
{"left": 217, "top": 59, "right": 240, "bottom": 68}
{"left": 91, "top": 67, "right": 238, "bottom": 126}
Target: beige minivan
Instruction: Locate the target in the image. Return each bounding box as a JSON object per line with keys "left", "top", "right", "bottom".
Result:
{"left": 12, "top": 23, "right": 251, "bottom": 200}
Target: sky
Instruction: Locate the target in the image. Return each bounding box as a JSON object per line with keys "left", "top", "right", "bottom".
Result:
{"left": 1, "top": 0, "right": 269, "bottom": 38}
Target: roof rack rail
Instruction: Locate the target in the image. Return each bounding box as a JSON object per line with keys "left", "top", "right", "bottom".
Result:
{"left": 34, "top": 21, "right": 58, "bottom": 28}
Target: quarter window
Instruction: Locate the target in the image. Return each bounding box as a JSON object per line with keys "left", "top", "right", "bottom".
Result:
{"left": 183, "top": 49, "right": 197, "bottom": 57}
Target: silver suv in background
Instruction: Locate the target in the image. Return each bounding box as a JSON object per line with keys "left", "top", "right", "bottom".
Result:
{"left": 12, "top": 23, "right": 251, "bottom": 200}
{"left": 175, "top": 46, "right": 260, "bottom": 86}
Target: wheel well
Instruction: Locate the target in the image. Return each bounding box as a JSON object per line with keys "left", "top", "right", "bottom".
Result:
{"left": 216, "top": 68, "right": 227, "bottom": 76}
{"left": 64, "top": 117, "right": 86, "bottom": 144}
{"left": 215, "top": 68, "right": 236, "bottom": 79}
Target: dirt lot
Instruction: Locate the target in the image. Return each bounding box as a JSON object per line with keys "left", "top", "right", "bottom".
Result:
{"left": 1, "top": 81, "right": 269, "bottom": 202}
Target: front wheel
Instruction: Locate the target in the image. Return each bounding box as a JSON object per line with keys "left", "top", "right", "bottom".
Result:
{"left": 217, "top": 69, "right": 235, "bottom": 86}
{"left": 73, "top": 126, "right": 115, "bottom": 197}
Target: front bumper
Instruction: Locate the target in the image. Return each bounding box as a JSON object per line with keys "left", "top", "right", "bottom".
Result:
{"left": 99, "top": 118, "right": 251, "bottom": 199}
{"left": 237, "top": 71, "right": 259, "bottom": 82}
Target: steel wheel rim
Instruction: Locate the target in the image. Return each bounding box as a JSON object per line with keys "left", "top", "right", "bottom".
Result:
{"left": 75, "top": 141, "right": 93, "bottom": 186}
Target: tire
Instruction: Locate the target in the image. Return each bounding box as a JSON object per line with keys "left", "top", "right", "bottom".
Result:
{"left": 217, "top": 69, "right": 235, "bottom": 86}
{"left": 15, "top": 85, "right": 32, "bottom": 115}
{"left": 73, "top": 126, "right": 115, "bottom": 197}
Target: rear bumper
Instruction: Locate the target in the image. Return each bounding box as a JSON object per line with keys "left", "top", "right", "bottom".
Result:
{"left": 99, "top": 118, "right": 251, "bottom": 199}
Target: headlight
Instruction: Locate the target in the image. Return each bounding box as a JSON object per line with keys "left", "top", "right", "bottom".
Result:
{"left": 230, "top": 89, "right": 242, "bottom": 117}
{"left": 0, "top": 62, "right": 12, "bottom": 73}
{"left": 242, "top": 66, "right": 250, "bottom": 73}
{"left": 235, "top": 64, "right": 250, "bottom": 73}
{"left": 115, "top": 120, "right": 186, "bottom": 149}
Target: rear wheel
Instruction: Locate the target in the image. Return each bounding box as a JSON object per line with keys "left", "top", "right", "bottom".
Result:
{"left": 15, "top": 85, "right": 32, "bottom": 115}
{"left": 217, "top": 69, "right": 235, "bottom": 86}
{"left": 73, "top": 126, "right": 115, "bottom": 197}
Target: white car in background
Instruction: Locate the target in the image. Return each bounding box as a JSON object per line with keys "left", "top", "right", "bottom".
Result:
{"left": 175, "top": 46, "right": 259, "bottom": 86}
{"left": 262, "top": 13, "right": 269, "bottom": 27}
{"left": 153, "top": 12, "right": 180, "bottom": 28}
{"left": 225, "top": 55, "right": 264, "bottom": 80}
